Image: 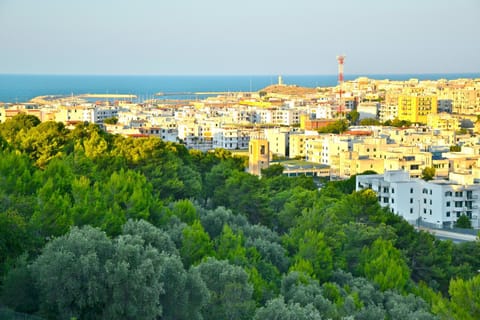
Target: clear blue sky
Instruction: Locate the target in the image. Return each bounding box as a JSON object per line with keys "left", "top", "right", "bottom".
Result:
{"left": 1, "top": 0, "right": 479, "bottom": 75}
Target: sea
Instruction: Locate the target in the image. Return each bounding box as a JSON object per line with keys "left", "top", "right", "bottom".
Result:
{"left": 1, "top": 73, "right": 479, "bottom": 103}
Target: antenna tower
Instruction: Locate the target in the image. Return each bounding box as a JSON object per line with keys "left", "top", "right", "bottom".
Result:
{"left": 336, "top": 55, "right": 346, "bottom": 116}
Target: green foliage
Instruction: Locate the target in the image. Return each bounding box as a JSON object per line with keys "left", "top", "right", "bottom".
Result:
{"left": 122, "top": 219, "right": 177, "bottom": 255}
{"left": 0, "top": 210, "right": 30, "bottom": 270}
{"left": 450, "top": 145, "right": 461, "bottom": 152}
{"left": 317, "top": 119, "right": 349, "bottom": 134}
{"left": 1, "top": 254, "right": 39, "bottom": 314}
{"left": 103, "top": 116, "right": 118, "bottom": 125}
{"left": 20, "top": 121, "right": 69, "bottom": 167}
{"left": 180, "top": 220, "right": 214, "bottom": 267}
{"left": 383, "top": 117, "right": 411, "bottom": 127}
{"left": 219, "top": 171, "right": 273, "bottom": 226}
{"left": 0, "top": 118, "right": 477, "bottom": 319}
{"left": 0, "top": 113, "right": 41, "bottom": 148}
{"left": 168, "top": 199, "right": 198, "bottom": 225}
{"left": 361, "top": 238, "right": 411, "bottom": 292}
{"left": 340, "top": 222, "right": 397, "bottom": 275}
{"left": 254, "top": 296, "right": 323, "bottom": 319}
{"left": 215, "top": 224, "right": 247, "bottom": 266}
{"left": 346, "top": 110, "right": 360, "bottom": 125}
{"left": 293, "top": 230, "right": 333, "bottom": 282}
{"left": 29, "top": 223, "right": 206, "bottom": 320}
{"left": 31, "top": 226, "right": 113, "bottom": 319}
{"left": 421, "top": 166, "right": 436, "bottom": 181}
{"left": 447, "top": 274, "right": 480, "bottom": 320}
{"left": 157, "top": 254, "right": 208, "bottom": 320}
{"left": 195, "top": 257, "right": 255, "bottom": 320}
{"left": 359, "top": 117, "right": 381, "bottom": 125}
{"left": 261, "top": 163, "right": 284, "bottom": 178}
{"left": 455, "top": 214, "right": 472, "bottom": 229}
{"left": 103, "top": 234, "right": 164, "bottom": 320}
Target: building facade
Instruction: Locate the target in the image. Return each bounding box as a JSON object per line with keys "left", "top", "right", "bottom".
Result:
{"left": 356, "top": 170, "right": 480, "bottom": 229}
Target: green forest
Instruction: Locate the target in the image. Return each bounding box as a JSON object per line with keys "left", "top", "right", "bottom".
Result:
{"left": 0, "top": 114, "right": 479, "bottom": 320}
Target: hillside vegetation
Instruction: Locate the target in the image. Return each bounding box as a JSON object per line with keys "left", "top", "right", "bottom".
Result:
{"left": 0, "top": 114, "right": 479, "bottom": 319}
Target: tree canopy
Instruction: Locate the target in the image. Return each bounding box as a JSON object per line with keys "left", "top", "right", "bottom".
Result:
{"left": 0, "top": 114, "right": 478, "bottom": 319}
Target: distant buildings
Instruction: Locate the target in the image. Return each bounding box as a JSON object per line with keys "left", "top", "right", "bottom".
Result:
{"left": 3, "top": 75, "right": 480, "bottom": 228}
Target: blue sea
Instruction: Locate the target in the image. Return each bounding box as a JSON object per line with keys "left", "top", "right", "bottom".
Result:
{"left": 1, "top": 73, "right": 479, "bottom": 103}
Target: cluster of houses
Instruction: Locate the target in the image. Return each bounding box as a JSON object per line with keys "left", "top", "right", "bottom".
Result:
{"left": 1, "top": 76, "right": 480, "bottom": 229}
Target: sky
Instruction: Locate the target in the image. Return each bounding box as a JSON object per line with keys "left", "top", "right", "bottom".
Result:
{"left": 0, "top": 0, "right": 479, "bottom": 75}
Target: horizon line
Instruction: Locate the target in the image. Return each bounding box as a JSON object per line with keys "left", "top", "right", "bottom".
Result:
{"left": 1, "top": 72, "right": 480, "bottom": 77}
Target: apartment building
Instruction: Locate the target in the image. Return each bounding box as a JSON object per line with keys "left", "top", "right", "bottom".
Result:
{"left": 437, "top": 99, "right": 453, "bottom": 113}
{"left": 378, "top": 104, "right": 398, "bottom": 122}
{"left": 305, "top": 134, "right": 355, "bottom": 165}
{"left": 427, "top": 113, "right": 459, "bottom": 131}
{"left": 397, "top": 94, "right": 438, "bottom": 124}
{"left": 383, "top": 147, "right": 432, "bottom": 178}
{"left": 338, "top": 151, "right": 385, "bottom": 178}
{"left": 289, "top": 133, "right": 319, "bottom": 159}
{"left": 314, "top": 104, "right": 335, "bottom": 119}
{"left": 252, "top": 108, "right": 301, "bottom": 126}
{"left": 356, "top": 170, "right": 480, "bottom": 229}
{"left": 138, "top": 127, "right": 178, "bottom": 143}
{"left": 264, "top": 127, "right": 291, "bottom": 157}
{"left": 212, "top": 127, "right": 250, "bottom": 150}
{"left": 54, "top": 105, "right": 119, "bottom": 124}
{"left": 444, "top": 87, "right": 480, "bottom": 115}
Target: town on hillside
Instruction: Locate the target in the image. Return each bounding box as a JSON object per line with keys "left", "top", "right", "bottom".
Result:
{"left": 1, "top": 75, "right": 480, "bottom": 230}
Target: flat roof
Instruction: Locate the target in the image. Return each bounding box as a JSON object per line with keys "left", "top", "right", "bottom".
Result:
{"left": 273, "top": 160, "right": 329, "bottom": 170}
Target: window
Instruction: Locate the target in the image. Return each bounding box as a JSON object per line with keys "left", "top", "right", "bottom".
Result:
{"left": 429, "top": 190, "right": 432, "bottom": 195}
{"left": 410, "top": 208, "right": 413, "bottom": 214}
{"left": 410, "top": 188, "right": 414, "bottom": 194}
{"left": 424, "top": 198, "right": 427, "bottom": 204}
{"left": 410, "top": 198, "right": 413, "bottom": 204}
{"left": 455, "top": 191, "right": 463, "bottom": 197}
{"left": 391, "top": 198, "right": 395, "bottom": 204}
{"left": 423, "top": 208, "right": 427, "bottom": 214}
{"left": 429, "top": 209, "right": 432, "bottom": 215}
{"left": 445, "top": 191, "right": 452, "bottom": 197}
{"left": 391, "top": 188, "right": 395, "bottom": 193}
{"left": 446, "top": 211, "right": 450, "bottom": 217}
{"left": 383, "top": 197, "right": 389, "bottom": 203}
{"left": 455, "top": 201, "right": 463, "bottom": 208}
{"left": 430, "top": 199, "right": 432, "bottom": 205}
{"left": 446, "top": 201, "right": 450, "bottom": 207}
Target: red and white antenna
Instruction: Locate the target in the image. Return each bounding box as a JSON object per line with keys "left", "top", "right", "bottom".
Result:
{"left": 336, "top": 55, "right": 346, "bottom": 116}
{"left": 337, "top": 55, "right": 345, "bottom": 85}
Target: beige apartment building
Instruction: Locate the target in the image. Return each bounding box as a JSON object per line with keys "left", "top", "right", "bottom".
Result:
{"left": 383, "top": 147, "right": 432, "bottom": 178}
{"left": 289, "top": 133, "right": 319, "bottom": 159}
{"left": 427, "top": 113, "right": 460, "bottom": 131}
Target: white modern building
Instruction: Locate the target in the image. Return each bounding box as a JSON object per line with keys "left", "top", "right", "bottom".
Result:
{"left": 356, "top": 170, "right": 480, "bottom": 229}
{"left": 212, "top": 127, "right": 250, "bottom": 150}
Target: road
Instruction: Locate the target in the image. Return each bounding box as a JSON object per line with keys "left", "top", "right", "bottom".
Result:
{"left": 417, "top": 227, "right": 478, "bottom": 243}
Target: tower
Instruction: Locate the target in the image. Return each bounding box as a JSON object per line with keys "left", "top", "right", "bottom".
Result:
{"left": 337, "top": 55, "right": 345, "bottom": 85}
{"left": 336, "top": 55, "right": 346, "bottom": 116}
{"left": 248, "top": 133, "right": 270, "bottom": 177}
